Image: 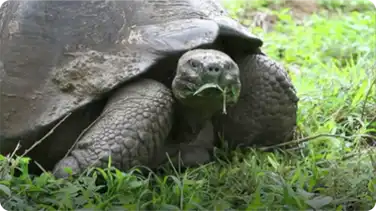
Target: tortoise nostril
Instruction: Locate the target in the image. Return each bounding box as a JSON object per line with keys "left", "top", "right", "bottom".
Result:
{"left": 206, "top": 65, "right": 221, "bottom": 73}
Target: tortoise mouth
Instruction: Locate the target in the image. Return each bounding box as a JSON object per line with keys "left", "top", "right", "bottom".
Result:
{"left": 172, "top": 78, "right": 241, "bottom": 113}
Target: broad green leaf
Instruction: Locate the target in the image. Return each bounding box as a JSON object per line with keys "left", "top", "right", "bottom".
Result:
{"left": 305, "top": 196, "right": 333, "bottom": 209}
{"left": 0, "top": 184, "right": 11, "bottom": 197}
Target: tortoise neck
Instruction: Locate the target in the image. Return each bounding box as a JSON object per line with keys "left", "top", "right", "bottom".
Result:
{"left": 174, "top": 104, "right": 216, "bottom": 144}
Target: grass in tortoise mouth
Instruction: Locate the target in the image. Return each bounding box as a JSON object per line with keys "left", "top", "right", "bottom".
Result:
{"left": 193, "top": 83, "right": 238, "bottom": 114}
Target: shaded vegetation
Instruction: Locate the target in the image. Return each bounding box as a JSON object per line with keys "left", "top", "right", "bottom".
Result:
{"left": 1, "top": 1, "right": 375, "bottom": 210}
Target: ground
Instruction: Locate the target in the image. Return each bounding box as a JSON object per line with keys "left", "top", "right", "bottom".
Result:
{"left": 0, "top": 0, "right": 375, "bottom": 210}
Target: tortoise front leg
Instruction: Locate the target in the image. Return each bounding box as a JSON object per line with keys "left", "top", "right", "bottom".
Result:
{"left": 213, "top": 54, "right": 299, "bottom": 149}
{"left": 53, "top": 78, "right": 175, "bottom": 178}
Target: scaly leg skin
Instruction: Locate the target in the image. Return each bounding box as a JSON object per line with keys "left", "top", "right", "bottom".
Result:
{"left": 213, "top": 54, "right": 299, "bottom": 149}
{"left": 53, "top": 78, "right": 175, "bottom": 178}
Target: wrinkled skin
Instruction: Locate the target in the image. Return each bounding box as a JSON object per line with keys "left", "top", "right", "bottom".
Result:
{"left": 53, "top": 51, "right": 299, "bottom": 178}
{"left": 53, "top": 49, "right": 241, "bottom": 178}
{"left": 0, "top": 0, "right": 298, "bottom": 178}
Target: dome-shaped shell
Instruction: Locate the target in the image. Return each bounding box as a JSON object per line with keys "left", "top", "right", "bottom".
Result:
{"left": 0, "top": 0, "right": 262, "bottom": 152}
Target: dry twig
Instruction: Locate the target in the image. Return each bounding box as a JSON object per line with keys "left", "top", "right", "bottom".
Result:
{"left": 21, "top": 113, "right": 72, "bottom": 157}
{"left": 260, "top": 133, "right": 351, "bottom": 151}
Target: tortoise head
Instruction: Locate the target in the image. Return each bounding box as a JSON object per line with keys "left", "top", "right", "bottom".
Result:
{"left": 172, "top": 49, "right": 241, "bottom": 115}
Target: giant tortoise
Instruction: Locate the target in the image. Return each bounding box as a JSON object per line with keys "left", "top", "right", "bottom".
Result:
{"left": 0, "top": 0, "right": 298, "bottom": 178}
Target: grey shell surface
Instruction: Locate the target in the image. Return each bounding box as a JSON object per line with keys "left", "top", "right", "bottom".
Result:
{"left": 0, "top": 0, "right": 262, "bottom": 146}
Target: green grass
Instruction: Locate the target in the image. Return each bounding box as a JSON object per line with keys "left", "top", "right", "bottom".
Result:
{"left": 1, "top": 1, "right": 376, "bottom": 210}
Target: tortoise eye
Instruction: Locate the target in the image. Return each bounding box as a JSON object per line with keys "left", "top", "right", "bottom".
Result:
{"left": 189, "top": 59, "right": 200, "bottom": 68}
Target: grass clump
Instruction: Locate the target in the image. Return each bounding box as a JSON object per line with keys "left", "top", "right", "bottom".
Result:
{"left": 1, "top": 1, "right": 376, "bottom": 210}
